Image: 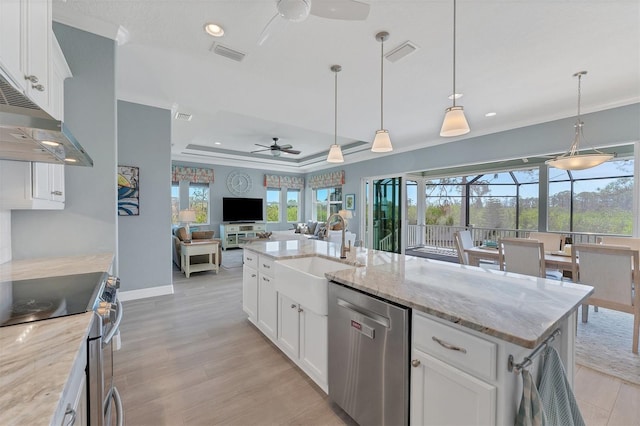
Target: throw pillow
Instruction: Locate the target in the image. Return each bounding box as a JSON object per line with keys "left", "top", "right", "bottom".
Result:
{"left": 192, "top": 231, "right": 214, "bottom": 240}
{"left": 307, "top": 221, "right": 318, "bottom": 235}
{"left": 176, "top": 227, "right": 189, "bottom": 241}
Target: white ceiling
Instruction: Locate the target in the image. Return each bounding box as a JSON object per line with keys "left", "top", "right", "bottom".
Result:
{"left": 52, "top": 0, "right": 640, "bottom": 173}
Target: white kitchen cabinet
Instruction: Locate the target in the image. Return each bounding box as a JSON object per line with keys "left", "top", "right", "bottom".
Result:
{"left": 0, "top": 0, "right": 70, "bottom": 118}
{"left": 257, "top": 256, "right": 277, "bottom": 341}
{"left": 0, "top": 160, "right": 64, "bottom": 209}
{"left": 411, "top": 349, "right": 496, "bottom": 426}
{"left": 52, "top": 342, "right": 87, "bottom": 426}
{"left": 276, "top": 293, "right": 328, "bottom": 392}
{"left": 242, "top": 264, "right": 258, "bottom": 323}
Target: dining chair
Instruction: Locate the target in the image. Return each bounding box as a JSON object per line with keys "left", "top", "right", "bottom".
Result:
{"left": 599, "top": 236, "right": 640, "bottom": 252}
{"left": 572, "top": 243, "right": 639, "bottom": 354}
{"left": 498, "top": 238, "right": 546, "bottom": 278}
{"left": 528, "top": 232, "right": 563, "bottom": 252}
{"left": 453, "top": 230, "right": 474, "bottom": 265}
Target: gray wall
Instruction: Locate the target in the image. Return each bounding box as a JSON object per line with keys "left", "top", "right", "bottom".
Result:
{"left": 118, "top": 101, "right": 172, "bottom": 292}
{"left": 11, "top": 24, "right": 117, "bottom": 260}
{"left": 172, "top": 161, "right": 305, "bottom": 232}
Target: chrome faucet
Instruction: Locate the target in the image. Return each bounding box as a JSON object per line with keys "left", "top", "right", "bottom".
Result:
{"left": 327, "top": 213, "right": 350, "bottom": 259}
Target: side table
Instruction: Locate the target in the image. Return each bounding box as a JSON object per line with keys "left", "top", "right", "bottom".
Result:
{"left": 180, "top": 240, "right": 219, "bottom": 277}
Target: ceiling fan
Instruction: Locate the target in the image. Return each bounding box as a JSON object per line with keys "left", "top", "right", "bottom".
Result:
{"left": 258, "top": 0, "right": 370, "bottom": 45}
{"left": 251, "top": 138, "right": 301, "bottom": 157}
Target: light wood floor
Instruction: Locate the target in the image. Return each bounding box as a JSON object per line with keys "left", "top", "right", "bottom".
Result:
{"left": 114, "top": 260, "right": 639, "bottom": 426}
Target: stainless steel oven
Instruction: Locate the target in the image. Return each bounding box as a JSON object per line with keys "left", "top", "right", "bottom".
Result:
{"left": 88, "top": 276, "right": 124, "bottom": 426}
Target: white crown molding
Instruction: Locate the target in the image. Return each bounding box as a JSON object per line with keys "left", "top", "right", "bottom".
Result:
{"left": 53, "top": 7, "right": 129, "bottom": 45}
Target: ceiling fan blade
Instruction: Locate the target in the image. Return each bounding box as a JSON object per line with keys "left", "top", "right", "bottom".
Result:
{"left": 257, "top": 13, "right": 289, "bottom": 46}
{"left": 310, "top": 0, "right": 370, "bottom": 20}
{"left": 254, "top": 143, "right": 272, "bottom": 149}
{"left": 279, "top": 144, "right": 293, "bottom": 150}
{"left": 281, "top": 148, "right": 301, "bottom": 155}
{"left": 251, "top": 148, "right": 271, "bottom": 153}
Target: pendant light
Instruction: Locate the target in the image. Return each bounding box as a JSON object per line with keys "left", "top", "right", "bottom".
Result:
{"left": 545, "top": 71, "right": 614, "bottom": 170}
{"left": 440, "top": 0, "right": 470, "bottom": 137}
{"left": 327, "top": 65, "right": 345, "bottom": 163}
{"left": 371, "top": 31, "right": 393, "bottom": 152}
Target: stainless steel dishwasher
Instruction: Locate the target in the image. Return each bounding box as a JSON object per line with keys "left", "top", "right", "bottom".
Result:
{"left": 328, "top": 281, "right": 410, "bottom": 426}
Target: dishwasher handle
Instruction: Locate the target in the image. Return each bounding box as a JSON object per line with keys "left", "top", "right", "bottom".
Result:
{"left": 336, "top": 298, "right": 390, "bottom": 328}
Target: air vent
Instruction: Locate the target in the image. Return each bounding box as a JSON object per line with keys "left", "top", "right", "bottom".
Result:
{"left": 0, "top": 77, "right": 40, "bottom": 109}
{"left": 385, "top": 41, "right": 419, "bottom": 63}
{"left": 174, "top": 111, "right": 193, "bottom": 121}
{"left": 210, "top": 43, "right": 246, "bottom": 62}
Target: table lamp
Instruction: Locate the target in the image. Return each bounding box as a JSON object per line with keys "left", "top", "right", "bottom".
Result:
{"left": 178, "top": 209, "right": 196, "bottom": 241}
{"left": 338, "top": 209, "right": 353, "bottom": 229}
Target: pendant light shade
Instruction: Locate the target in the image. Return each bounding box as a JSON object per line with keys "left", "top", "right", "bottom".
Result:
{"left": 440, "top": 0, "right": 470, "bottom": 137}
{"left": 440, "top": 106, "right": 470, "bottom": 137}
{"left": 545, "top": 71, "right": 614, "bottom": 170}
{"left": 372, "top": 31, "right": 393, "bottom": 153}
{"left": 327, "top": 65, "right": 345, "bottom": 163}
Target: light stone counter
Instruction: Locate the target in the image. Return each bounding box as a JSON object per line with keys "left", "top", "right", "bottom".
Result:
{"left": 0, "top": 253, "right": 114, "bottom": 426}
{"left": 243, "top": 240, "right": 593, "bottom": 349}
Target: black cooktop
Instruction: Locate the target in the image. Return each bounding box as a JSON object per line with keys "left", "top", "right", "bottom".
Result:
{"left": 0, "top": 272, "right": 107, "bottom": 327}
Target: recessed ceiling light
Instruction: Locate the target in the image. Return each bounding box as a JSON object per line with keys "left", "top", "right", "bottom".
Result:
{"left": 214, "top": 142, "right": 221, "bottom": 145}
{"left": 41, "top": 140, "right": 60, "bottom": 147}
{"left": 447, "top": 93, "right": 463, "bottom": 100}
{"left": 204, "top": 23, "right": 224, "bottom": 37}
{"left": 485, "top": 112, "right": 497, "bottom": 117}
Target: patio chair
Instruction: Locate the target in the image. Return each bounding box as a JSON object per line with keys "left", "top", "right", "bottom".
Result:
{"left": 599, "top": 236, "right": 640, "bottom": 252}
{"left": 453, "top": 230, "right": 473, "bottom": 265}
{"left": 498, "top": 238, "right": 546, "bottom": 278}
{"left": 572, "top": 243, "right": 639, "bottom": 354}
{"left": 528, "top": 232, "right": 563, "bottom": 252}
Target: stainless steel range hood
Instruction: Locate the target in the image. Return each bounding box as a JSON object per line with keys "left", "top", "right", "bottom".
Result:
{"left": 0, "top": 73, "right": 93, "bottom": 167}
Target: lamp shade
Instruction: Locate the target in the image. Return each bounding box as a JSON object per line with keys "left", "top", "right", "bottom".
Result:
{"left": 327, "top": 144, "right": 344, "bottom": 163}
{"left": 338, "top": 209, "right": 353, "bottom": 219}
{"left": 545, "top": 153, "right": 613, "bottom": 171}
{"left": 440, "top": 106, "right": 470, "bottom": 137}
{"left": 178, "top": 209, "right": 196, "bottom": 223}
{"left": 372, "top": 130, "right": 393, "bottom": 152}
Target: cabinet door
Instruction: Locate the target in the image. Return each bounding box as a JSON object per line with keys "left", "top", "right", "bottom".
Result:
{"left": 242, "top": 265, "right": 258, "bottom": 322}
{"left": 299, "top": 308, "right": 328, "bottom": 385}
{"left": 31, "top": 162, "right": 50, "bottom": 200}
{"left": 50, "top": 163, "right": 64, "bottom": 202}
{"left": 0, "top": 0, "right": 23, "bottom": 83}
{"left": 410, "top": 349, "right": 496, "bottom": 426}
{"left": 23, "top": 0, "right": 51, "bottom": 108}
{"left": 257, "top": 273, "right": 277, "bottom": 340}
{"left": 277, "top": 293, "right": 299, "bottom": 359}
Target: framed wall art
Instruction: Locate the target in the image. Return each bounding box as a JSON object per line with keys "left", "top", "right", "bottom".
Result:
{"left": 118, "top": 165, "right": 139, "bottom": 216}
{"left": 345, "top": 193, "right": 355, "bottom": 210}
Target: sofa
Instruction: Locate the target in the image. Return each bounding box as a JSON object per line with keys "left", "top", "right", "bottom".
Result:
{"left": 172, "top": 227, "right": 223, "bottom": 268}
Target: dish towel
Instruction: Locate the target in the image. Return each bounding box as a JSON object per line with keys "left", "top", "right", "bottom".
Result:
{"left": 515, "top": 369, "right": 547, "bottom": 426}
{"left": 538, "top": 346, "right": 585, "bottom": 426}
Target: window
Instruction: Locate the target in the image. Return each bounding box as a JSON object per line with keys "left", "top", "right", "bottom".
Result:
{"left": 266, "top": 188, "right": 280, "bottom": 223}
{"left": 313, "top": 187, "right": 342, "bottom": 222}
{"left": 425, "top": 177, "right": 466, "bottom": 226}
{"left": 287, "top": 190, "right": 300, "bottom": 222}
{"left": 171, "top": 183, "right": 180, "bottom": 224}
{"left": 189, "top": 183, "right": 210, "bottom": 225}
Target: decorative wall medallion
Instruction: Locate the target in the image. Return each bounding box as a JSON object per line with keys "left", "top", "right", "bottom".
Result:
{"left": 226, "top": 171, "right": 252, "bottom": 195}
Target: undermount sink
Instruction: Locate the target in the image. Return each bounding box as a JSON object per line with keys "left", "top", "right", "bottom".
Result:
{"left": 274, "top": 257, "right": 357, "bottom": 315}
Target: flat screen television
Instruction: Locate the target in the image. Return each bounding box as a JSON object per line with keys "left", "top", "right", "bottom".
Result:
{"left": 222, "top": 197, "right": 264, "bottom": 223}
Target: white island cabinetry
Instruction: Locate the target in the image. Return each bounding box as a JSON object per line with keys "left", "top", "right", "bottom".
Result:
{"left": 242, "top": 251, "right": 259, "bottom": 323}
{"left": 256, "top": 255, "right": 277, "bottom": 341}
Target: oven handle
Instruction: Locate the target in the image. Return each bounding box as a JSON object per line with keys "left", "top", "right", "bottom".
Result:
{"left": 112, "top": 386, "right": 124, "bottom": 426}
{"left": 103, "top": 299, "right": 123, "bottom": 345}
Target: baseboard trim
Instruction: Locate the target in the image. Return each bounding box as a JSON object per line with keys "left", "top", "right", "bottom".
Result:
{"left": 118, "top": 284, "right": 174, "bottom": 301}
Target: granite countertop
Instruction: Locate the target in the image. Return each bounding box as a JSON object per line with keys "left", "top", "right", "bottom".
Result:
{"left": 243, "top": 240, "right": 593, "bottom": 349}
{"left": 0, "top": 253, "right": 114, "bottom": 426}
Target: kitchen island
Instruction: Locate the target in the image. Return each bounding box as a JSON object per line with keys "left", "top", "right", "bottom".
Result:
{"left": 0, "top": 253, "right": 114, "bottom": 426}
{"left": 241, "top": 239, "right": 593, "bottom": 425}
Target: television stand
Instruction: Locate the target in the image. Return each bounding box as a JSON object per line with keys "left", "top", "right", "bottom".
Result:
{"left": 220, "top": 222, "right": 266, "bottom": 250}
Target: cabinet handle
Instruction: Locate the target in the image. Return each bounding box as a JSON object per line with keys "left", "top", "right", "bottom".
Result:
{"left": 51, "top": 190, "right": 63, "bottom": 196}
{"left": 63, "top": 403, "right": 77, "bottom": 425}
{"left": 251, "top": 274, "right": 256, "bottom": 278}
{"left": 262, "top": 263, "right": 271, "bottom": 269}
{"left": 298, "top": 307, "right": 303, "bottom": 313}
{"left": 262, "top": 276, "right": 270, "bottom": 283}
{"left": 411, "top": 359, "right": 421, "bottom": 368}
{"left": 291, "top": 304, "right": 297, "bottom": 309}
{"left": 32, "top": 84, "right": 45, "bottom": 92}
{"left": 246, "top": 256, "right": 253, "bottom": 261}
{"left": 24, "top": 74, "right": 39, "bottom": 83}
{"left": 432, "top": 336, "right": 468, "bottom": 354}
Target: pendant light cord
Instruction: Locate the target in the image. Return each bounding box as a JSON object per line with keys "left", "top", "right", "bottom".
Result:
{"left": 334, "top": 69, "right": 338, "bottom": 145}
{"left": 452, "top": 0, "right": 457, "bottom": 107}
{"left": 380, "top": 38, "right": 384, "bottom": 128}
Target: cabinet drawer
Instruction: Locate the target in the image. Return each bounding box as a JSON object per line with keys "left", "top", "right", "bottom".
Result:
{"left": 413, "top": 312, "right": 497, "bottom": 382}
{"left": 243, "top": 250, "right": 258, "bottom": 269}
{"left": 259, "top": 256, "right": 275, "bottom": 275}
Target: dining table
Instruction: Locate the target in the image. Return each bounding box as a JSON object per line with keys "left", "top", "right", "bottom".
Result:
{"left": 464, "top": 245, "right": 575, "bottom": 272}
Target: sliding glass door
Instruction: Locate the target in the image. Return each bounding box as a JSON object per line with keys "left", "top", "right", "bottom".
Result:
{"left": 366, "top": 177, "right": 402, "bottom": 253}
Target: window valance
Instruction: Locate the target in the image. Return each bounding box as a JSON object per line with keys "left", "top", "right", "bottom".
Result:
{"left": 264, "top": 174, "right": 305, "bottom": 190}
{"left": 172, "top": 166, "right": 214, "bottom": 184}
{"left": 309, "top": 170, "right": 345, "bottom": 189}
